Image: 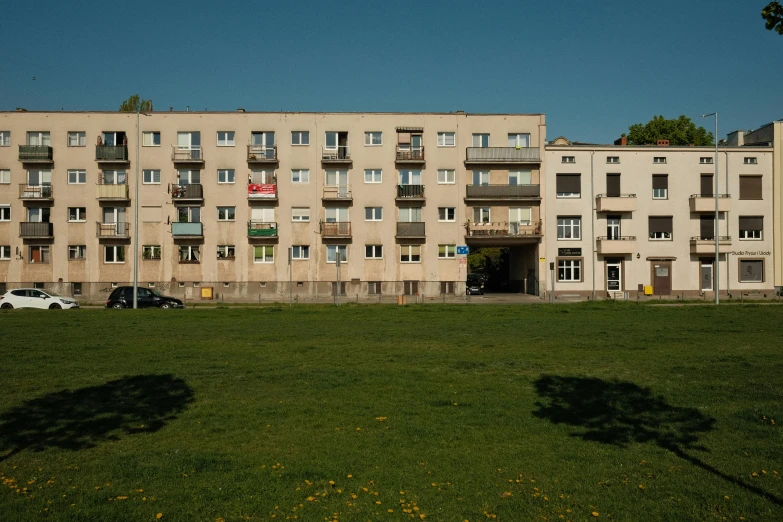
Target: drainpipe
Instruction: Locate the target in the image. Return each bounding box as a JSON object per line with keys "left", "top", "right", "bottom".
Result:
{"left": 725, "top": 150, "right": 730, "bottom": 297}
{"left": 590, "top": 150, "right": 596, "bottom": 300}
{"left": 314, "top": 115, "right": 319, "bottom": 297}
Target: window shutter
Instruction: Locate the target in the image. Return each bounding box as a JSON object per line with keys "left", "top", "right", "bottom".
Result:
{"left": 556, "top": 174, "right": 581, "bottom": 193}
{"left": 739, "top": 216, "right": 763, "bottom": 230}
{"left": 652, "top": 175, "right": 668, "bottom": 189}
{"left": 739, "top": 176, "right": 762, "bottom": 200}
{"left": 700, "top": 174, "right": 713, "bottom": 196}
{"left": 649, "top": 216, "right": 673, "bottom": 233}
{"left": 606, "top": 174, "right": 620, "bottom": 197}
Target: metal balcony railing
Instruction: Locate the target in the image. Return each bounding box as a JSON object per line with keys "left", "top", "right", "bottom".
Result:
{"left": 171, "top": 146, "right": 203, "bottom": 162}
{"left": 321, "top": 222, "right": 352, "bottom": 237}
{"left": 96, "top": 221, "right": 129, "bottom": 238}
{"left": 95, "top": 145, "right": 129, "bottom": 162}
{"left": 396, "top": 184, "right": 425, "bottom": 199}
{"left": 323, "top": 185, "right": 352, "bottom": 200}
{"left": 171, "top": 184, "right": 204, "bottom": 200}
{"left": 19, "top": 222, "right": 54, "bottom": 238}
{"left": 597, "top": 235, "right": 637, "bottom": 241}
{"left": 19, "top": 184, "right": 53, "bottom": 199}
{"left": 247, "top": 145, "right": 277, "bottom": 161}
{"left": 97, "top": 184, "right": 130, "bottom": 200}
{"left": 18, "top": 145, "right": 53, "bottom": 162}
{"left": 465, "top": 184, "right": 540, "bottom": 198}
{"left": 465, "top": 147, "right": 541, "bottom": 163}
{"left": 321, "top": 146, "right": 351, "bottom": 161}
{"left": 172, "top": 222, "right": 203, "bottom": 236}
{"left": 465, "top": 222, "right": 540, "bottom": 237}
{"left": 690, "top": 236, "right": 731, "bottom": 242}
{"left": 596, "top": 193, "right": 637, "bottom": 198}
{"left": 689, "top": 193, "right": 731, "bottom": 199}
{"left": 247, "top": 221, "right": 278, "bottom": 237}
{"left": 395, "top": 147, "right": 425, "bottom": 162}
{"left": 396, "top": 222, "right": 426, "bottom": 237}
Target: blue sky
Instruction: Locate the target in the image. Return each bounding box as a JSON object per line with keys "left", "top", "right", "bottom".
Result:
{"left": 1, "top": 0, "right": 781, "bottom": 143}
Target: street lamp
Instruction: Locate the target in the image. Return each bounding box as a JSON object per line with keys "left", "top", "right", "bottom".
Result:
{"left": 701, "top": 112, "right": 719, "bottom": 305}
{"left": 133, "top": 108, "right": 151, "bottom": 309}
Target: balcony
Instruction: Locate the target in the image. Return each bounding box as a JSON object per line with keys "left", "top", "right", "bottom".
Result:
{"left": 171, "top": 184, "right": 204, "bottom": 203}
{"left": 171, "top": 146, "right": 204, "bottom": 164}
{"left": 247, "top": 182, "right": 277, "bottom": 200}
{"left": 395, "top": 147, "right": 425, "bottom": 164}
{"left": 465, "top": 184, "right": 540, "bottom": 201}
{"left": 465, "top": 147, "right": 540, "bottom": 165}
{"left": 95, "top": 145, "right": 129, "bottom": 163}
{"left": 396, "top": 222, "right": 426, "bottom": 239}
{"left": 248, "top": 221, "right": 278, "bottom": 238}
{"left": 322, "top": 185, "right": 352, "bottom": 202}
{"left": 595, "top": 194, "right": 637, "bottom": 213}
{"left": 689, "top": 194, "right": 731, "bottom": 213}
{"left": 465, "top": 222, "right": 541, "bottom": 245}
{"left": 97, "top": 183, "right": 130, "bottom": 201}
{"left": 19, "top": 222, "right": 53, "bottom": 238}
{"left": 18, "top": 145, "right": 53, "bottom": 163}
{"left": 321, "top": 222, "right": 352, "bottom": 239}
{"left": 19, "top": 184, "right": 53, "bottom": 200}
{"left": 96, "top": 221, "right": 130, "bottom": 239}
{"left": 321, "top": 146, "right": 351, "bottom": 165}
{"left": 172, "top": 222, "right": 204, "bottom": 238}
{"left": 690, "top": 236, "right": 732, "bottom": 254}
{"left": 247, "top": 145, "right": 278, "bottom": 164}
{"left": 396, "top": 184, "right": 425, "bottom": 201}
{"left": 596, "top": 236, "right": 637, "bottom": 255}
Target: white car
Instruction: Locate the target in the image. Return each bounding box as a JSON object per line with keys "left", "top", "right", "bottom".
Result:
{"left": 0, "top": 289, "right": 80, "bottom": 310}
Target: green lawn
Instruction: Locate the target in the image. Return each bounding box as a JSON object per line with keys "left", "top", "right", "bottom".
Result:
{"left": 1, "top": 303, "right": 782, "bottom": 521}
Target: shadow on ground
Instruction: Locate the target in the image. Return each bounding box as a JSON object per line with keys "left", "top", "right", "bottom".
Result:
{"left": 533, "top": 375, "right": 781, "bottom": 507}
{"left": 0, "top": 374, "right": 194, "bottom": 462}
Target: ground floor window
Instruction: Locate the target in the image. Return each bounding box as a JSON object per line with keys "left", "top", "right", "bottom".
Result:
{"left": 401, "top": 245, "right": 421, "bottom": 263}
{"left": 332, "top": 281, "right": 347, "bottom": 296}
{"left": 438, "top": 245, "right": 456, "bottom": 259}
{"left": 254, "top": 245, "right": 274, "bottom": 263}
{"left": 327, "top": 245, "right": 347, "bottom": 263}
{"left": 368, "top": 281, "right": 382, "bottom": 295}
{"left": 29, "top": 246, "right": 50, "bottom": 264}
{"left": 441, "top": 281, "right": 454, "bottom": 295}
{"left": 179, "top": 245, "right": 200, "bottom": 263}
{"left": 143, "top": 245, "right": 162, "bottom": 260}
{"left": 291, "top": 245, "right": 310, "bottom": 260}
{"left": 104, "top": 246, "right": 125, "bottom": 264}
{"left": 739, "top": 259, "right": 763, "bottom": 282}
{"left": 217, "top": 245, "right": 235, "bottom": 259}
{"left": 404, "top": 280, "right": 419, "bottom": 296}
{"left": 558, "top": 258, "right": 582, "bottom": 282}
{"left": 68, "top": 245, "right": 86, "bottom": 260}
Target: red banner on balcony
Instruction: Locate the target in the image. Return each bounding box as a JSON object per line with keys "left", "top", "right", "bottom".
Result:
{"left": 248, "top": 184, "right": 276, "bottom": 198}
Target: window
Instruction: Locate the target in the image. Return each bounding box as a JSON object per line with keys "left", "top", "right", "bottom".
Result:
{"left": 326, "top": 245, "right": 347, "bottom": 263}
{"left": 217, "top": 245, "right": 236, "bottom": 259}
{"left": 648, "top": 216, "right": 673, "bottom": 240}
{"left": 250, "top": 169, "right": 275, "bottom": 185}
{"left": 562, "top": 156, "right": 575, "bottom": 163}
{"left": 104, "top": 246, "right": 125, "bottom": 264}
{"left": 102, "top": 170, "right": 127, "bottom": 184}
{"left": 607, "top": 156, "right": 620, "bottom": 164}
{"left": 473, "top": 207, "right": 490, "bottom": 223}
{"left": 472, "top": 134, "right": 489, "bottom": 147}
{"left": 700, "top": 157, "right": 713, "bottom": 164}
{"left": 438, "top": 245, "right": 456, "bottom": 259}
{"left": 68, "top": 169, "right": 86, "bottom": 185}
{"left": 437, "top": 169, "right": 455, "bottom": 184}
{"left": 556, "top": 174, "right": 581, "bottom": 197}
{"left": 29, "top": 246, "right": 50, "bottom": 263}
{"left": 292, "top": 207, "right": 310, "bottom": 222}
{"left": 557, "top": 217, "right": 581, "bottom": 240}
{"left": 291, "top": 245, "right": 310, "bottom": 260}
{"left": 739, "top": 176, "right": 763, "bottom": 200}
{"left": 0, "top": 131, "right": 10, "bottom": 146}
{"left": 508, "top": 133, "right": 530, "bottom": 147}
{"left": 368, "top": 281, "right": 382, "bottom": 295}
{"left": 0, "top": 246, "right": 10, "bottom": 260}
{"left": 177, "top": 206, "right": 201, "bottom": 223}
{"left": 744, "top": 157, "right": 758, "bottom": 165}
{"left": 217, "top": 131, "right": 235, "bottom": 146}
{"left": 0, "top": 205, "right": 10, "bottom": 221}
{"left": 179, "top": 245, "right": 200, "bottom": 263}
{"left": 365, "top": 207, "right": 383, "bottom": 221}
{"left": 739, "top": 260, "right": 764, "bottom": 282}
{"left": 68, "top": 245, "right": 86, "bottom": 260}
{"left": 143, "top": 169, "right": 161, "bottom": 184}
{"left": 0, "top": 169, "right": 9, "bottom": 184}
{"left": 398, "top": 169, "right": 421, "bottom": 185}
{"left": 364, "top": 169, "right": 382, "bottom": 183}
{"left": 254, "top": 245, "right": 274, "bottom": 263}
{"left": 291, "top": 131, "right": 310, "bottom": 145}
{"left": 438, "top": 207, "right": 456, "bottom": 222}
{"left": 217, "top": 207, "right": 236, "bottom": 221}
{"left": 558, "top": 259, "right": 582, "bottom": 282}
{"left": 606, "top": 173, "right": 621, "bottom": 197}
{"left": 250, "top": 131, "right": 275, "bottom": 154}
{"left": 332, "top": 282, "right": 347, "bottom": 296}
{"left": 398, "top": 207, "right": 422, "bottom": 222}
{"left": 365, "top": 245, "right": 383, "bottom": 259}
{"left": 67, "top": 131, "right": 86, "bottom": 147}
{"left": 739, "top": 216, "right": 763, "bottom": 240}
{"left": 143, "top": 245, "right": 162, "bottom": 260}
{"left": 365, "top": 132, "right": 382, "bottom": 145}
{"left": 441, "top": 282, "right": 455, "bottom": 295}
{"left": 472, "top": 170, "right": 489, "bottom": 186}
{"left": 400, "top": 245, "right": 421, "bottom": 263}
{"left": 142, "top": 131, "right": 161, "bottom": 147}
{"left": 177, "top": 131, "right": 201, "bottom": 152}
{"left": 71, "top": 283, "right": 82, "bottom": 296}
{"left": 27, "top": 132, "right": 50, "bottom": 146}
{"left": 508, "top": 170, "right": 532, "bottom": 185}
{"left": 653, "top": 157, "right": 666, "bottom": 164}
{"left": 68, "top": 207, "right": 86, "bottom": 222}
{"left": 437, "top": 132, "right": 455, "bottom": 147}
{"left": 291, "top": 169, "right": 310, "bottom": 183}
{"left": 652, "top": 175, "right": 668, "bottom": 199}
{"left": 217, "top": 169, "right": 235, "bottom": 184}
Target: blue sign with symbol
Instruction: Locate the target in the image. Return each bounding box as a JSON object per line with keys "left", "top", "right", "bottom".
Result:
{"left": 457, "top": 246, "right": 469, "bottom": 255}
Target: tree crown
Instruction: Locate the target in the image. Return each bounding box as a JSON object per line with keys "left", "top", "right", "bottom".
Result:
{"left": 119, "top": 94, "right": 153, "bottom": 112}
{"left": 626, "top": 115, "right": 714, "bottom": 146}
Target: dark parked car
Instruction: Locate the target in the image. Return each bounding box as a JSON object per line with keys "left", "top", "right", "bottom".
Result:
{"left": 466, "top": 273, "right": 485, "bottom": 296}
{"left": 106, "top": 286, "right": 184, "bottom": 309}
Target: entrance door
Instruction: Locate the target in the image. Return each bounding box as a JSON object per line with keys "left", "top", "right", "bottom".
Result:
{"left": 701, "top": 259, "right": 713, "bottom": 291}
{"left": 607, "top": 261, "right": 622, "bottom": 292}
{"left": 652, "top": 262, "right": 672, "bottom": 295}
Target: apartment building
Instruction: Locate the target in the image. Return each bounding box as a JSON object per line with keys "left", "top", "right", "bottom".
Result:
{"left": 0, "top": 111, "right": 547, "bottom": 300}
{"left": 545, "top": 138, "right": 775, "bottom": 298}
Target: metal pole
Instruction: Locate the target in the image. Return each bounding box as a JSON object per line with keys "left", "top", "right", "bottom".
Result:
{"left": 288, "top": 247, "right": 292, "bottom": 307}
{"left": 133, "top": 109, "right": 140, "bottom": 309}
{"left": 336, "top": 255, "right": 340, "bottom": 307}
{"left": 714, "top": 113, "right": 719, "bottom": 305}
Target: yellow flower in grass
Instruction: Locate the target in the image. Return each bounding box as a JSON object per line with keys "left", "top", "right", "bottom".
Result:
{"left": 592, "top": 512, "right": 599, "bottom": 517}
{"left": 156, "top": 514, "right": 163, "bottom": 520}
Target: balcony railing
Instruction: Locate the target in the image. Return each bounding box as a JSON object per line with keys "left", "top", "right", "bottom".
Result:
{"left": 19, "top": 222, "right": 54, "bottom": 238}
{"left": 596, "top": 236, "right": 637, "bottom": 254}
{"left": 18, "top": 145, "right": 53, "bottom": 162}
{"left": 171, "top": 184, "right": 204, "bottom": 201}
{"left": 247, "top": 145, "right": 278, "bottom": 162}
{"left": 321, "top": 222, "right": 352, "bottom": 238}
{"left": 171, "top": 146, "right": 203, "bottom": 162}
{"left": 595, "top": 194, "right": 637, "bottom": 212}
{"left": 321, "top": 146, "right": 351, "bottom": 162}
{"left": 465, "top": 222, "right": 541, "bottom": 238}
{"left": 396, "top": 184, "right": 425, "bottom": 199}
{"left": 690, "top": 235, "right": 731, "bottom": 242}
{"left": 97, "top": 184, "right": 130, "bottom": 200}
{"left": 247, "top": 221, "right": 278, "bottom": 237}
{"left": 395, "top": 147, "right": 425, "bottom": 162}
{"left": 172, "top": 222, "right": 203, "bottom": 237}
{"left": 690, "top": 236, "right": 732, "bottom": 254}
{"left": 465, "top": 184, "right": 540, "bottom": 199}
{"left": 465, "top": 147, "right": 541, "bottom": 164}
{"left": 323, "top": 185, "right": 352, "bottom": 200}
{"left": 247, "top": 183, "right": 277, "bottom": 199}
{"left": 396, "top": 222, "right": 426, "bottom": 238}
{"left": 19, "top": 184, "right": 53, "bottom": 200}
{"left": 96, "top": 221, "right": 129, "bottom": 238}
{"left": 95, "top": 145, "right": 129, "bottom": 162}
{"left": 689, "top": 194, "right": 731, "bottom": 213}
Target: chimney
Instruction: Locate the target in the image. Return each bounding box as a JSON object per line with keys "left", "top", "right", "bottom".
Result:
{"left": 186, "top": 106, "right": 190, "bottom": 112}
{"left": 169, "top": 107, "right": 173, "bottom": 112}
{"left": 237, "top": 108, "right": 246, "bottom": 112}
{"left": 613, "top": 136, "right": 627, "bottom": 146}
{"left": 657, "top": 139, "right": 670, "bottom": 146}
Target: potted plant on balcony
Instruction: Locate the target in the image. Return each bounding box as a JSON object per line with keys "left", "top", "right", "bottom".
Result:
{"left": 534, "top": 220, "right": 542, "bottom": 235}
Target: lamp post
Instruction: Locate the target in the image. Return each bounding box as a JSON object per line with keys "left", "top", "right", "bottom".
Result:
{"left": 133, "top": 108, "right": 150, "bottom": 308}
{"left": 701, "top": 112, "right": 719, "bottom": 305}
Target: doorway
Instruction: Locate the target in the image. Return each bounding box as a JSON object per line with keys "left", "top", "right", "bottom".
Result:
{"left": 652, "top": 262, "right": 672, "bottom": 295}
{"left": 701, "top": 259, "right": 713, "bottom": 291}
{"left": 606, "top": 260, "right": 622, "bottom": 292}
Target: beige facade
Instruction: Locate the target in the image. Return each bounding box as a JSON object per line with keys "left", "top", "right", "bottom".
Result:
{"left": 0, "top": 111, "right": 546, "bottom": 300}
{"left": 545, "top": 144, "right": 775, "bottom": 299}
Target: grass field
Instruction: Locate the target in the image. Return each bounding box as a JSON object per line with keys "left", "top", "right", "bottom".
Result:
{"left": 1, "top": 303, "right": 782, "bottom": 521}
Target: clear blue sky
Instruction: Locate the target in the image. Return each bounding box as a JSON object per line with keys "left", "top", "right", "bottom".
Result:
{"left": 1, "top": 0, "right": 781, "bottom": 143}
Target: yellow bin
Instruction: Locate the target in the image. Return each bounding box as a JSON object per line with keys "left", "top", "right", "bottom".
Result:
{"left": 643, "top": 285, "right": 653, "bottom": 296}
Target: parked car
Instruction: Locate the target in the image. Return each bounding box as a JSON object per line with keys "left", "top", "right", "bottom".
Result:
{"left": 0, "top": 289, "right": 80, "bottom": 310}
{"left": 105, "top": 286, "right": 184, "bottom": 309}
{"left": 466, "top": 274, "right": 485, "bottom": 296}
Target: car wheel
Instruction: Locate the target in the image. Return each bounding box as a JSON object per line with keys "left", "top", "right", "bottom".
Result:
{"left": 1, "top": 303, "right": 13, "bottom": 309}
{"left": 111, "top": 302, "right": 125, "bottom": 309}
{"left": 49, "top": 303, "right": 62, "bottom": 310}
{"left": 160, "top": 302, "right": 172, "bottom": 309}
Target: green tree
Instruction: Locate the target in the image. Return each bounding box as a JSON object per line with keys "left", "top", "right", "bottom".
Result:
{"left": 118, "top": 94, "right": 153, "bottom": 112}
{"left": 762, "top": 2, "right": 783, "bottom": 34}
{"left": 626, "top": 115, "right": 713, "bottom": 146}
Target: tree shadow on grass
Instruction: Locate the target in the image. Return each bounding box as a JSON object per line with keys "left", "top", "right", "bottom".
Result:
{"left": 533, "top": 375, "right": 782, "bottom": 507}
{"left": 0, "top": 374, "right": 194, "bottom": 462}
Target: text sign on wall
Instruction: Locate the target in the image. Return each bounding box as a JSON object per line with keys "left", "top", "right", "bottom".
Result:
{"left": 558, "top": 248, "right": 582, "bottom": 257}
